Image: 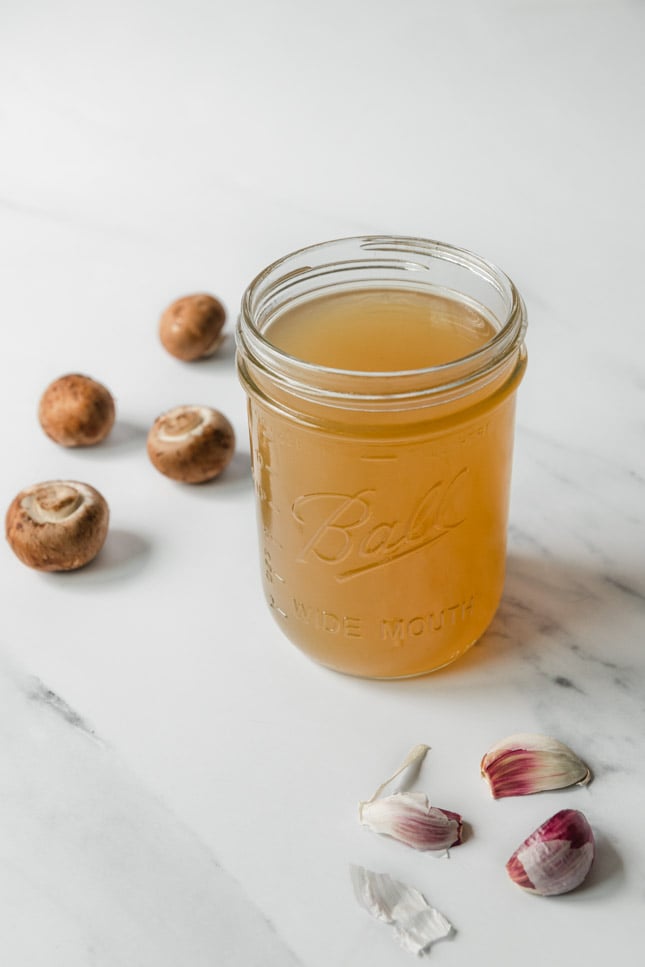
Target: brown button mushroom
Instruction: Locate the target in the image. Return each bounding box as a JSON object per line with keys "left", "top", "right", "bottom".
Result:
{"left": 147, "top": 405, "right": 235, "bottom": 483}
{"left": 38, "top": 373, "right": 115, "bottom": 446}
{"left": 5, "top": 480, "right": 109, "bottom": 571}
{"left": 159, "top": 293, "right": 226, "bottom": 361}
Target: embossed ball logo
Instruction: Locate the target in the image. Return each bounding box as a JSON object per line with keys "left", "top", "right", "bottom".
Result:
{"left": 292, "top": 468, "right": 469, "bottom": 581}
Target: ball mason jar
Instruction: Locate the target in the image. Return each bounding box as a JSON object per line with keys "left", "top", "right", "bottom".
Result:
{"left": 236, "top": 236, "right": 527, "bottom": 678}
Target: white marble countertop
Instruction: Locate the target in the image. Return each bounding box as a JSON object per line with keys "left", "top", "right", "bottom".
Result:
{"left": 1, "top": 1, "right": 643, "bottom": 963}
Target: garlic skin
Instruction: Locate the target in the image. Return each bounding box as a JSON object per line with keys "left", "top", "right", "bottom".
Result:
{"left": 481, "top": 732, "right": 591, "bottom": 799}
{"left": 506, "top": 809, "right": 595, "bottom": 896}
{"left": 350, "top": 865, "right": 453, "bottom": 955}
{"left": 359, "top": 793, "right": 463, "bottom": 852}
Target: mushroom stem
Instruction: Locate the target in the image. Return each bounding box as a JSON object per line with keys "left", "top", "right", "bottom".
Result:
{"left": 157, "top": 409, "right": 205, "bottom": 440}
{"left": 22, "top": 483, "right": 84, "bottom": 523}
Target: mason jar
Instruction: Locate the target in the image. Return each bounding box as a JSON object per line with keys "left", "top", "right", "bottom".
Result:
{"left": 236, "top": 236, "right": 527, "bottom": 678}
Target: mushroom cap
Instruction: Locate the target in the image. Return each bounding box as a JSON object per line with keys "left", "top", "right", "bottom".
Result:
{"left": 38, "top": 373, "right": 115, "bottom": 447}
{"left": 159, "top": 293, "right": 226, "bottom": 361}
{"left": 5, "top": 480, "right": 110, "bottom": 571}
{"left": 147, "top": 405, "right": 235, "bottom": 483}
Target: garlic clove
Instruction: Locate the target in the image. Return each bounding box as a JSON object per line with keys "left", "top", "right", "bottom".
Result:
{"left": 359, "top": 792, "right": 463, "bottom": 852}
{"left": 350, "top": 865, "right": 453, "bottom": 955}
{"left": 506, "top": 809, "right": 595, "bottom": 896}
{"left": 358, "top": 744, "right": 464, "bottom": 853}
{"left": 481, "top": 732, "right": 591, "bottom": 798}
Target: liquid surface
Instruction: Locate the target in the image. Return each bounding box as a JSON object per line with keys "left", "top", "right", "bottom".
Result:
{"left": 265, "top": 288, "right": 497, "bottom": 371}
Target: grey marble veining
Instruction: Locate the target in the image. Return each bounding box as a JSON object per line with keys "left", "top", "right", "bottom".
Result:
{"left": 0, "top": 656, "right": 302, "bottom": 967}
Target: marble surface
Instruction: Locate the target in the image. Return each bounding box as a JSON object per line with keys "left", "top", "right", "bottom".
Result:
{"left": 1, "top": 1, "right": 643, "bottom": 964}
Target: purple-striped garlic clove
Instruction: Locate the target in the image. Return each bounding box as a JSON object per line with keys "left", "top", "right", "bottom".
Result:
{"left": 480, "top": 733, "right": 591, "bottom": 799}
{"left": 359, "top": 792, "right": 463, "bottom": 852}
{"left": 506, "top": 809, "right": 595, "bottom": 896}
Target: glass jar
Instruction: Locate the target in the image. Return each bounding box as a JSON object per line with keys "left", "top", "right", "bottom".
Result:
{"left": 236, "top": 236, "right": 527, "bottom": 678}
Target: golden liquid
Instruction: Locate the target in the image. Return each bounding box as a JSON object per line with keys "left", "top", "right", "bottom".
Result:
{"left": 249, "top": 287, "right": 522, "bottom": 678}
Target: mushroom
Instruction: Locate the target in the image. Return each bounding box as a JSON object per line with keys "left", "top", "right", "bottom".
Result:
{"left": 159, "top": 293, "right": 226, "bottom": 361}
{"left": 5, "top": 480, "right": 109, "bottom": 571}
{"left": 38, "top": 373, "right": 115, "bottom": 446}
{"left": 147, "top": 405, "right": 235, "bottom": 483}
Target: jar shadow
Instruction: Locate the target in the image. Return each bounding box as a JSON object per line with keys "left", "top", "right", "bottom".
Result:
{"left": 388, "top": 550, "right": 639, "bottom": 683}
{"left": 486, "top": 549, "right": 636, "bottom": 667}
{"left": 465, "top": 551, "right": 602, "bottom": 672}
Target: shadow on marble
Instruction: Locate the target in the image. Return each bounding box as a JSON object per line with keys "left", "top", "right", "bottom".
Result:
{"left": 199, "top": 331, "right": 237, "bottom": 366}
{"left": 183, "top": 448, "right": 253, "bottom": 496}
{"left": 436, "top": 550, "right": 645, "bottom": 679}
{"left": 364, "top": 550, "right": 644, "bottom": 692}
{"left": 42, "top": 528, "right": 152, "bottom": 586}
{"left": 105, "top": 419, "right": 148, "bottom": 452}
{"left": 55, "top": 418, "right": 149, "bottom": 457}
{"left": 571, "top": 831, "right": 625, "bottom": 899}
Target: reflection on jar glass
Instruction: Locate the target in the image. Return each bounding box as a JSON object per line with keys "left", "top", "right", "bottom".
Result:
{"left": 237, "top": 236, "right": 527, "bottom": 679}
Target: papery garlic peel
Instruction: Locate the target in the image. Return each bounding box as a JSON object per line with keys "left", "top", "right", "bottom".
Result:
{"left": 480, "top": 732, "right": 591, "bottom": 798}
{"left": 350, "top": 865, "right": 453, "bottom": 955}
{"left": 506, "top": 808, "right": 595, "bottom": 896}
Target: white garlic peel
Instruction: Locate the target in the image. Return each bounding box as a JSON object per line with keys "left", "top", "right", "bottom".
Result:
{"left": 366, "top": 743, "right": 430, "bottom": 803}
{"left": 350, "top": 866, "right": 453, "bottom": 955}
{"left": 481, "top": 732, "right": 591, "bottom": 799}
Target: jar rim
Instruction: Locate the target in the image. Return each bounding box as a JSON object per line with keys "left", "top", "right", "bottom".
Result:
{"left": 237, "top": 235, "right": 527, "bottom": 408}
